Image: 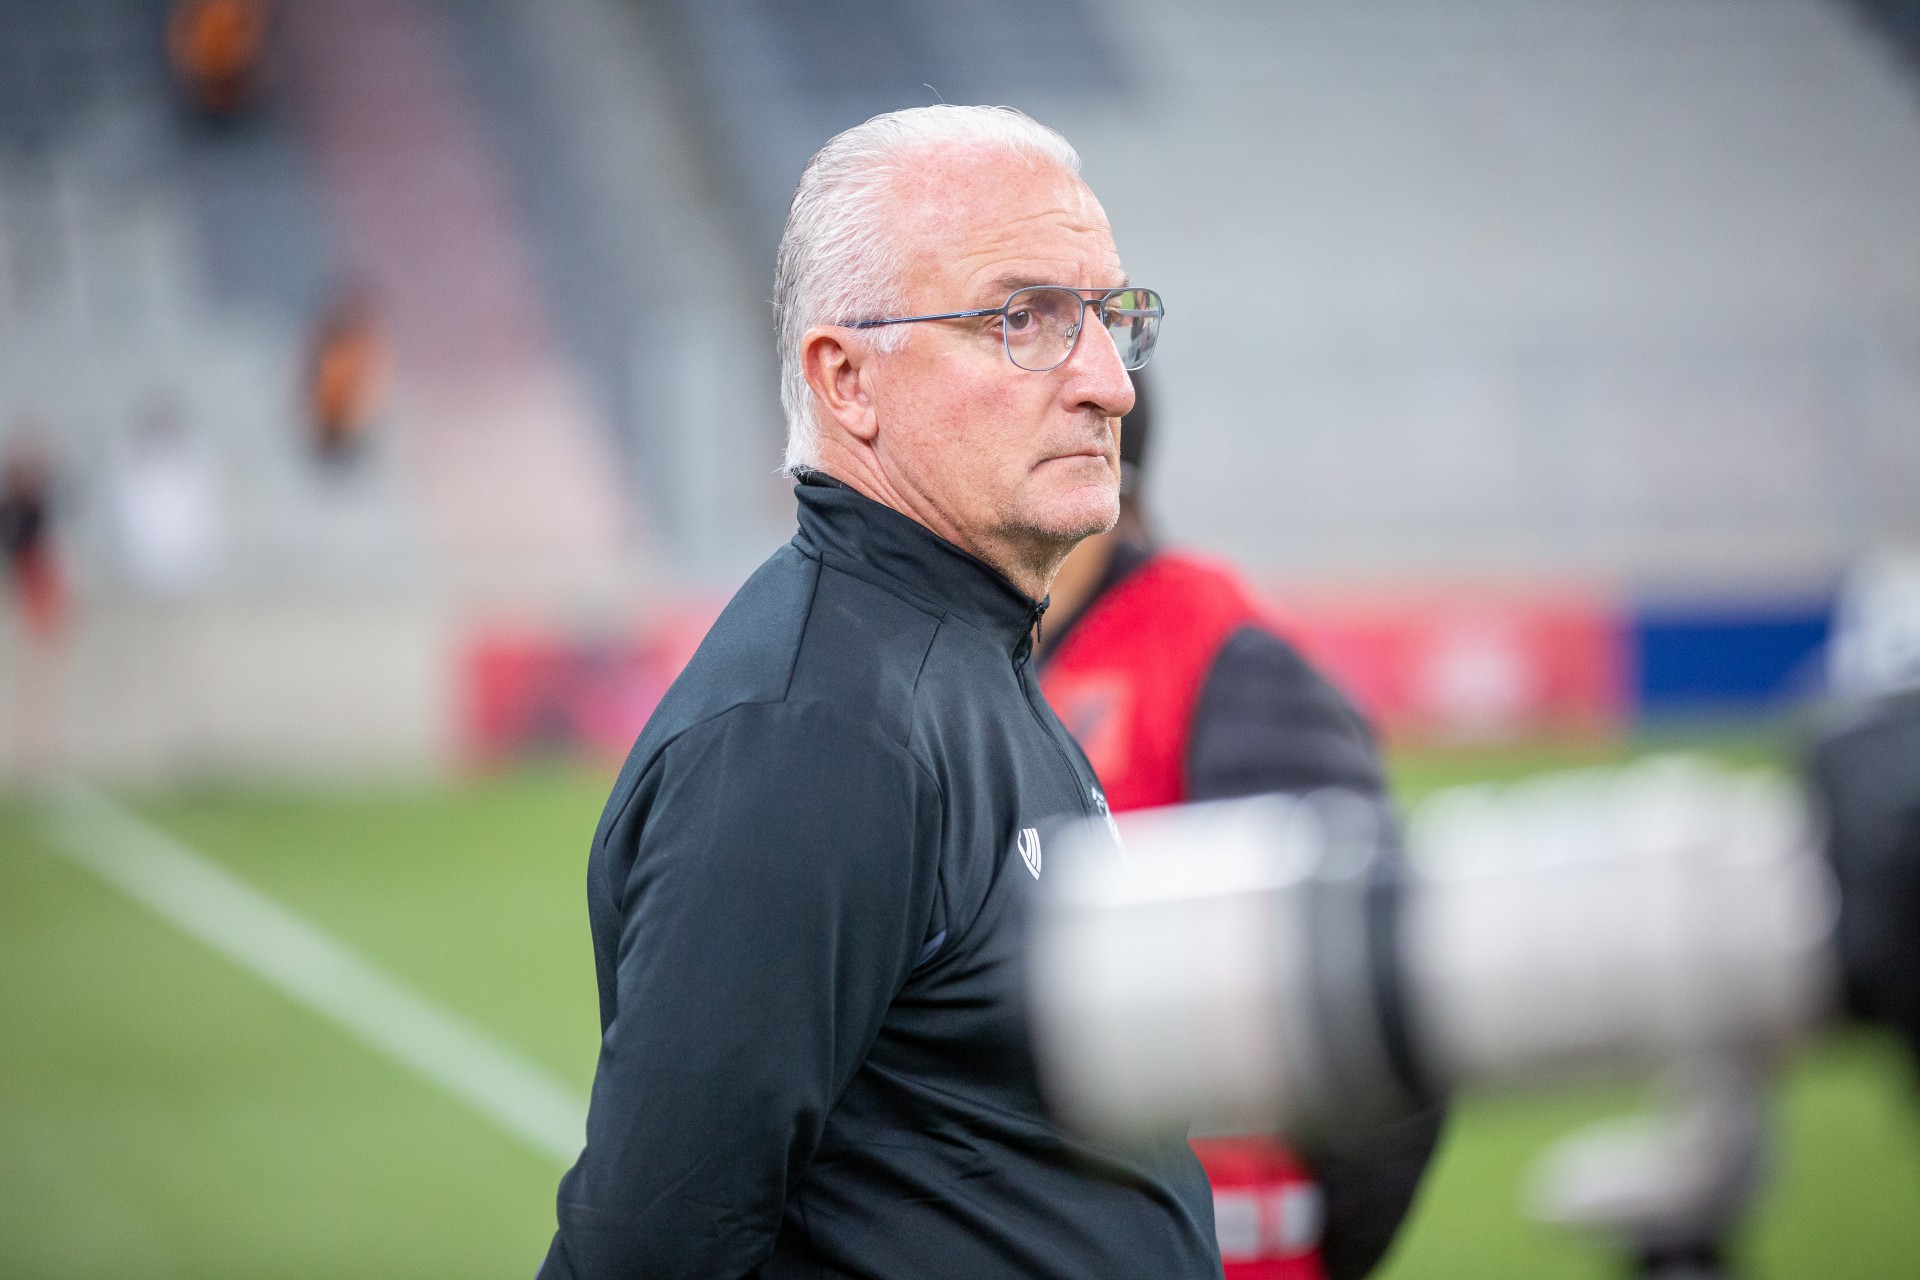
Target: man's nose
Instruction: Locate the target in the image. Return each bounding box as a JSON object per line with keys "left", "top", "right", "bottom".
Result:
{"left": 1062, "top": 308, "right": 1135, "bottom": 419}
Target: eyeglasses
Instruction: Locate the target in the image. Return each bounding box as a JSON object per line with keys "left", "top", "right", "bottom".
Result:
{"left": 845, "top": 285, "right": 1163, "bottom": 373}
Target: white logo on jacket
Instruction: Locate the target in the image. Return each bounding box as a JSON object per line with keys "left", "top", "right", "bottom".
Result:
{"left": 1017, "top": 827, "right": 1043, "bottom": 878}
{"left": 1091, "top": 787, "right": 1124, "bottom": 852}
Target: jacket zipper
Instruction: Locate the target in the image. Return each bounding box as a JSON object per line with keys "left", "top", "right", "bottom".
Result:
{"left": 1014, "top": 606, "right": 1098, "bottom": 817}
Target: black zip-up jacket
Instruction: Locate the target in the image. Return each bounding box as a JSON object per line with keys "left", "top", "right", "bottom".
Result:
{"left": 539, "top": 475, "right": 1221, "bottom": 1280}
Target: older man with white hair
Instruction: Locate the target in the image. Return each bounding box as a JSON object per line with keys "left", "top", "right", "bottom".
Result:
{"left": 538, "top": 106, "right": 1205, "bottom": 1279}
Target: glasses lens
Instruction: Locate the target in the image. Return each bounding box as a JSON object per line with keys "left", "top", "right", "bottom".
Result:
{"left": 1100, "top": 288, "right": 1163, "bottom": 371}
{"left": 1002, "top": 287, "right": 1088, "bottom": 372}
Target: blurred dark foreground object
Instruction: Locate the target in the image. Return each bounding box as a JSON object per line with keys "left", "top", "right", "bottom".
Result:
{"left": 1808, "top": 686, "right": 1920, "bottom": 1067}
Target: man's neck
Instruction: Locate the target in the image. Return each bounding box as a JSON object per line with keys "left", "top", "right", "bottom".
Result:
{"left": 809, "top": 457, "right": 1059, "bottom": 602}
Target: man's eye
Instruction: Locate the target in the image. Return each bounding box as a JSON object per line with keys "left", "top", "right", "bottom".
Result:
{"left": 1005, "top": 308, "right": 1036, "bottom": 332}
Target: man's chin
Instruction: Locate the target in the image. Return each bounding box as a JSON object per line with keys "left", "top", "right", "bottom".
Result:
{"left": 1028, "top": 485, "right": 1120, "bottom": 545}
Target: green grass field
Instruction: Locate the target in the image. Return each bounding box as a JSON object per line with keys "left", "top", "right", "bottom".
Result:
{"left": 3, "top": 729, "right": 1917, "bottom": 1278}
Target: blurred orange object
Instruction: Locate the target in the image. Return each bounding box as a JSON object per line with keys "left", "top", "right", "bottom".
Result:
{"left": 304, "top": 284, "right": 391, "bottom": 461}
{"left": 166, "top": 0, "right": 271, "bottom": 118}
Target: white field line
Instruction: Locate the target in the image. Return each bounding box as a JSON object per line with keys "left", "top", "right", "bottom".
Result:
{"left": 42, "top": 782, "right": 587, "bottom": 1166}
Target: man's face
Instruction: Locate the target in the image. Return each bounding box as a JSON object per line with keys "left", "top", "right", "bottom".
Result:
{"left": 862, "top": 147, "right": 1134, "bottom": 580}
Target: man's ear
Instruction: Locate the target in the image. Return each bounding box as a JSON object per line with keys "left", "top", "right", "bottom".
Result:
{"left": 801, "top": 326, "right": 879, "bottom": 444}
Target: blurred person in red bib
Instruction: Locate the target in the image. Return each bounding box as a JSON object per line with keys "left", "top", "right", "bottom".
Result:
{"left": 1038, "top": 377, "right": 1446, "bottom": 1280}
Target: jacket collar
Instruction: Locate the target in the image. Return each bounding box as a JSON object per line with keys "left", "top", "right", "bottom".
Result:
{"left": 792, "top": 471, "right": 1046, "bottom": 656}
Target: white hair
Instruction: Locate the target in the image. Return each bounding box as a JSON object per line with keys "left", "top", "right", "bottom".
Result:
{"left": 774, "top": 105, "right": 1082, "bottom": 474}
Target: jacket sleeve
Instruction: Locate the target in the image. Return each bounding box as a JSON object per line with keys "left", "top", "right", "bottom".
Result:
{"left": 1185, "top": 625, "right": 1385, "bottom": 803}
{"left": 1185, "top": 625, "right": 1446, "bottom": 1280}
{"left": 543, "top": 700, "right": 943, "bottom": 1280}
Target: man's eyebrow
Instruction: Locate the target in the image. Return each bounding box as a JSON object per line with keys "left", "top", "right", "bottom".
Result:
{"left": 977, "top": 270, "right": 1132, "bottom": 303}
{"left": 980, "top": 272, "right": 1048, "bottom": 302}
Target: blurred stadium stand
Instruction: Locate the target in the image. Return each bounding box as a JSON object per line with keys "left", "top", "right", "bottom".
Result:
{"left": 0, "top": 0, "right": 417, "bottom": 590}
{"left": 638, "top": 0, "right": 1123, "bottom": 270}
{"left": 434, "top": 0, "right": 791, "bottom": 579}
{"left": 3, "top": 0, "right": 1919, "bottom": 778}
{"left": 0, "top": 0, "right": 441, "bottom": 777}
{"left": 1051, "top": 0, "right": 1920, "bottom": 592}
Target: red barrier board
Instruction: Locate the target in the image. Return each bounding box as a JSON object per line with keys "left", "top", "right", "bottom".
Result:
{"left": 460, "top": 601, "right": 723, "bottom": 767}
{"left": 1268, "top": 587, "right": 1628, "bottom": 745}
{"left": 460, "top": 586, "right": 1627, "bottom": 765}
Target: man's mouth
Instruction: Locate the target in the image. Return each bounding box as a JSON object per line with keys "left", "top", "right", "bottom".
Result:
{"left": 1042, "top": 446, "right": 1113, "bottom": 465}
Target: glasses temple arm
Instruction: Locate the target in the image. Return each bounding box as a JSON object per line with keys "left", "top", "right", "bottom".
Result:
{"left": 846, "top": 307, "right": 1004, "bottom": 330}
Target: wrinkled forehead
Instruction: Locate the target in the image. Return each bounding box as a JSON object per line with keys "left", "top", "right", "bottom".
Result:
{"left": 881, "top": 144, "right": 1123, "bottom": 303}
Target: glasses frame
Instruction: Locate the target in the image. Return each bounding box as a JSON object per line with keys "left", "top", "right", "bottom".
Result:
{"left": 844, "top": 285, "right": 1163, "bottom": 372}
